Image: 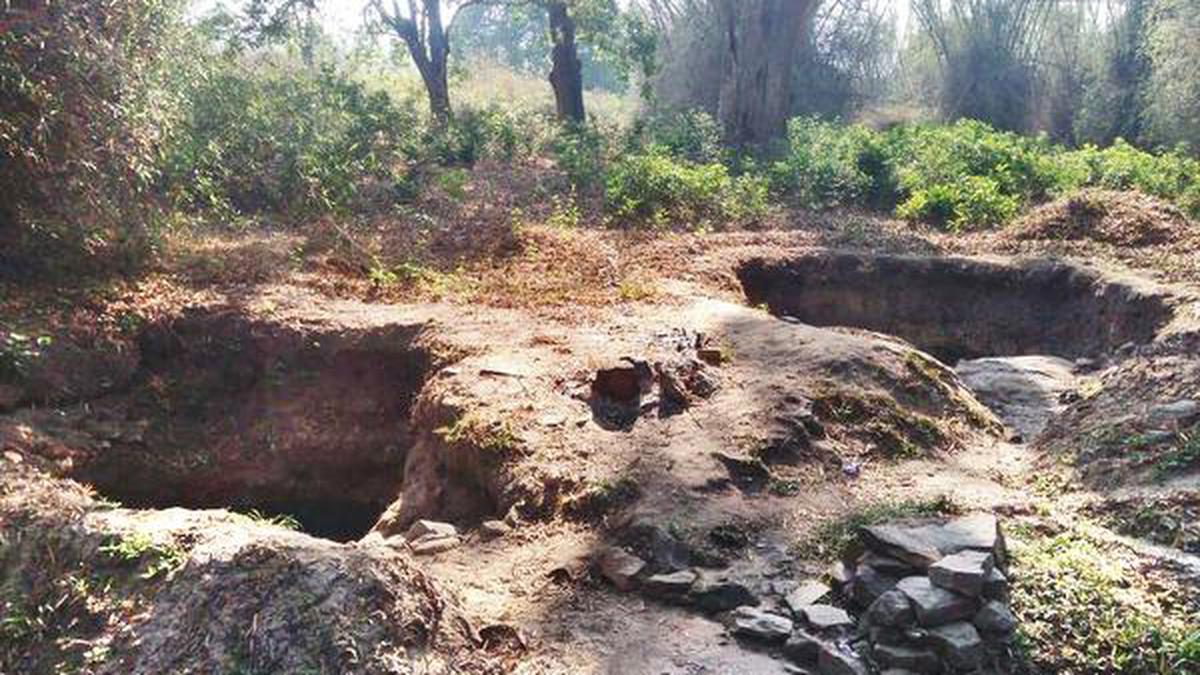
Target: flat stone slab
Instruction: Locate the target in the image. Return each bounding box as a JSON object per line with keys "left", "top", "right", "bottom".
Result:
{"left": 929, "top": 550, "right": 994, "bottom": 597}
{"left": 896, "top": 576, "right": 977, "bottom": 627}
{"left": 927, "top": 621, "right": 984, "bottom": 671}
{"left": 861, "top": 514, "right": 1005, "bottom": 568}
{"left": 801, "top": 604, "right": 854, "bottom": 630}
{"left": 873, "top": 643, "right": 940, "bottom": 673}
{"left": 642, "top": 569, "right": 697, "bottom": 597}
{"left": 727, "top": 606, "right": 793, "bottom": 642}
{"left": 785, "top": 579, "right": 832, "bottom": 615}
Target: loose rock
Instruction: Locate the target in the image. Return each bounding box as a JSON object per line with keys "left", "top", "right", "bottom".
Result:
{"left": 406, "top": 519, "right": 457, "bottom": 540}
{"left": 983, "top": 567, "right": 1009, "bottom": 601}
{"left": 479, "top": 520, "right": 511, "bottom": 540}
{"left": 802, "top": 604, "right": 855, "bottom": 631}
{"left": 597, "top": 547, "right": 646, "bottom": 592}
{"left": 689, "top": 572, "right": 758, "bottom": 612}
{"left": 785, "top": 579, "right": 833, "bottom": 615}
{"left": 896, "top": 576, "right": 977, "bottom": 627}
{"left": 926, "top": 621, "right": 984, "bottom": 671}
{"left": 784, "top": 630, "right": 824, "bottom": 664}
{"left": 817, "top": 642, "right": 870, "bottom": 675}
{"left": 642, "top": 569, "right": 697, "bottom": 598}
{"left": 849, "top": 564, "right": 898, "bottom": 608}
{"left": 866, "top": 590, "right": 916, "bottom": 628}
{"left": 929, "top": 550, "right": 994, "bottom": 597}
{"left": 410, "top": 535, "right": 461, "bottom": 555}
{"left": 727, "top": 606, "right": 794, "bottom": 642}
{"left": 973, "top": 600, "right": 1016, "bottom": 636}
{"left": 872, "top": 643, "right": 940, "bottom": 673}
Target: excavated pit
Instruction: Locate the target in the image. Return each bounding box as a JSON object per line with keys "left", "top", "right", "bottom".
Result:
{"left": 738, "top": 253, "right": 1181, "bottom": 439}
{"left": 737, "top": 252, "right": 1177, "bottom": 362}
{"left": 68, "top": 309, "right": 440, "bottom": 542}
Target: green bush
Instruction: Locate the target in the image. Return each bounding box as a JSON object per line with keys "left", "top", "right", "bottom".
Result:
{"left": 1059, "top": 140, "right": 1200, "bottom": 218}
{"left": 552, "top": 122, "right": 612, "bottom": 189}
{"left": 770, "top": 118, "right": 895, "bottom": 210}
{"left": 163, "top": 57, "right": 422, "bottom": 217}
{"left": 431, "top": 105, "right": 551, "bottom": 165}
{"left": 632, "top": 110, "right": 726, "bottom": 164}
{"left": 603, "top": 150, "right": 767, "bottom": 228}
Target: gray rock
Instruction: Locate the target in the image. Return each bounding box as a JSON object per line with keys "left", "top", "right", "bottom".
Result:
{"left": 929, "top": 550, "right": 994, "bottom": 597}
{"left": 829, "top": 560, "right": 854, "bottom": 587}
{"left": 642, "top": 569, "right": 697, "bottom": 597}
{"left": 1149, "top": 399, "right": 1200, "bottom": 429}
{"left": 786, "top": 580, "right": 833, "bottom": 615}
{"left": 862, "top": 514, "right": 1005, "bottom": 568}
{"left": 927, "top": 621, "right": 984, "bottom": 671}
{"left": 973, "top": 600, "right": 1016, "bottom": 635}
{"left": 872, "top": 643, "right": 941, "bottom": 673}
{"left": 849, "top": 563, "right": 898, "bottom": 608}
{"left": 410, "top": 535, "right": 461, "bottom": 555}
{"left": 689, "top": 571, "right": 758, "bottom": 612}
{"left": 479, "top": 520, "right": 511, "bottom": 540}
{"left": 983, "top": 567, "right": 1009, "bottom": 601}
{"left": 859, "top": 552, "right": 918, "bottom": 576}
{"left": 406, "top": 519, "right": 457, "bottom": 540}
{"left": 727, "top": 606, "right": 793, "bottom": 642}
{"left": 866, "top": 590, "right": 916, "bottom": 628}
{"left": 896, "top": 576, "right": 978, "bottom": 627}
{"left": 879, "top": 670, "right": 922, "bottom": 675}
{"left": 784, "top": 630, "right": 824, "bottom": 664}
{"left": 597, "top": 547, "right": 646, "bottom": 592}
{"left": 817, "top": 642, "right": 870, "bottom": 675}
{"left": 955, "top": 356, "right": 1077, "bottom": 440}
{"left": 802, "top": 604, "right": 854, "bottom": 631}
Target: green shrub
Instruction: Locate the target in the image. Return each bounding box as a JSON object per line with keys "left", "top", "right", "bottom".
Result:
{"left": 604, "top": 150, "right": 767, "bottom": 228}
{"left": 770, "top": 117, "right": 895, "bottom": 209}
{"left": 1059, "top": 140, "right": 1200, "bottom": 218}
{"left": 163, "top": 57, "right": 422, "bottom": 217}
{"left": 632, "top": 110, "right": 726, "bottom": 164}
{"left": 552, "top": 122, "right": 612, "bottom": 189}
{"left": 432, "top": 105, "right": 550, "bottom": 165}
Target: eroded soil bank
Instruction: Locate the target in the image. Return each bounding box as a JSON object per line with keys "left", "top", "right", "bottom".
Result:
{"left": 2, "top": 250, "right": 1199, "bottom": 674}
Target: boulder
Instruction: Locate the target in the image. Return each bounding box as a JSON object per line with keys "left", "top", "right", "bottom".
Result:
{"left": 927, "top": 621, "right": 984, "bottom": 672}
{"left": 802, "top": 604, "right": 854, "bottom": 631}
{"left": 727, "top": 606, "right": 794, "bottom": 642}
{"left": 597, "top": 547, "right": 646, "bottom": 592}
{"left": 896, "top": 576, "right": 977, "bottom": 627}
{"left": 866, "top": 590, "right": 916, "bottom": 628}
{"left": 929, "top": 550, "right": 994, "bottom": 597}
{"left": 1148, "top": 399, "right": 1200, "bottom": 429}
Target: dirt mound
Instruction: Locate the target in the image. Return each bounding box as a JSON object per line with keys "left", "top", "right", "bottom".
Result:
{"left": 0, "top": 460, "right": 485, "bottom": 675}
{"left": 1011, "top": 189, "right": 1195, "bottom": 248}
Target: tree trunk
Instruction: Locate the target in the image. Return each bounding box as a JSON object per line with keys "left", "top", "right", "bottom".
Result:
{"left": 547, "top": 2, "right": 586, "bottom": 123}
{"left": 389, "top": 0, "right": 452, "bottom": 125}
{"left": 717, "top": 0, "right": 816, "bottom": 146}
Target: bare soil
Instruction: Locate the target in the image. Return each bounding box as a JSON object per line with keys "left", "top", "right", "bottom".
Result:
{"left": 3, "top": 199, "right": 1199, "bottom": 674}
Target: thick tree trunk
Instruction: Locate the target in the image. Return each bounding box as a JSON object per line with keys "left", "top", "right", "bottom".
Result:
{"left": 388, "top": 0, "right": 452, "bottom": 126}
{"left": 547, "top": 2, "right": 586, "bottom": 123}
{"left": 717, "top": 0, "right": 816, "bottom": 146}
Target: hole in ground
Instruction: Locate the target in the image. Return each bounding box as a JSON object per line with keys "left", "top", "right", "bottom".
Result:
{"left": 737, "top": 252, "right": 1177, "bottom": 361}
{"left": 70, "top": 310, "right": 438, "bottom": 542}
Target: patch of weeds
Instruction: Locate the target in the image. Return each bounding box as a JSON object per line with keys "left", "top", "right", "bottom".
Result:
{"left": 617, "top": 275, "right": 657, "bottom": 302}
{"left": 1087, "top": 494, "right": 1200, "bottom": 553}
{"left": 240, "top": 509, "right": 301, "bottom": 531}
{"left": 565, "top": 476, "right": 641, "bottom": 519}
{"left": 434, "top": 167, "right": 470, "bottom": 201}
{"left": 813, "top": 390, "right": 947, "bottom": 459}
{"left": 437, "top": 412, "right": 521, "bottom": 455}
{"left": 99, "top": 533, "right": 186, "bottom": 580}
{"left": 546, "top": 188, "right": 581, "bottom": 230}
{"left": 797, "top": 495, "right": 961, "bottom": 561}
{"left": 768, "top": 477, "right": 803, "bottom": 496}
{"left": 1009, "top": 522, "right": 1200, "bottom": 673}
{"left": 1154, "top": 427, "right": 1200, "bottom": 477}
